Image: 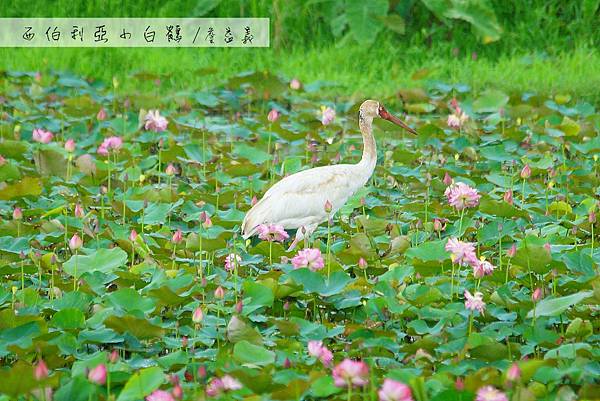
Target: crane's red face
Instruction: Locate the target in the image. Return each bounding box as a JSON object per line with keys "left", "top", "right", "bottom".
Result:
{"left": 378, "top": 104, "right": 417, "bottom": 135}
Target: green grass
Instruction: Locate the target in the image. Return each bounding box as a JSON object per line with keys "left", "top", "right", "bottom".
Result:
{"left": 2, "top": 41, "right": 600, "bottom": 102}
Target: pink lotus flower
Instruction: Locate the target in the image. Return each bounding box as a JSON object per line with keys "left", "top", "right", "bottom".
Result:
{"left": 447, "top": 113, "right": 466, "bottom": 129}
{"left": 324, "top": 199, "right": 333, "bottom": 213}
{"left": 321, "top": 106, "right": 336, "bottom": 126}
{"left": 332, "top": 359, "right": 369, "bottom": 388}
{"left": 267, "top": 109, "right": 280, "bottom": 122}
{"left": 444, "top": 182, "right": 480, "bottom": 210}
{"left": 64, "top": 139, "right": 76, "bottom": 153}
{"left": 464, "top": 290, "right": 486, "bottom": 315}
{"left": 358, "top": 257, "right": 368, "bottom": 269}
{"left": 129, "top": 229, "right": 138, "bottom": 242}
{"left": 69, "top": 233, "right": 83, "bottom": 251}
{"left": 472, "top": 258, "right": 495, "bottom": 278}
{"left": 475, "top": 385, "right": 508, "bottom": 401}
{"left": 378, "top": 379, "right": 414, "bottom": 401}
{"left": 206, "top": 375, "right": 242, "bottom": 397}
{"left": 506, "top": 363, "right": 521, "bottom": 381}
{"left": 88, "top": 364, "right": 107, "bottom": 385}
{"left": 532, "top": 287, "right": 542, "bottom": 302}
{"left": 32, "top": 128, "right": 54, "bottom": 144}
{"left": 97, "top": 136, "right": 123, "bottom": 155}
{"left": 0, "top": 154, "right": 6, "bottom": 166}
{"left": 224, "top": 253, "right": 241, "bottom": 271}
{"left": 256, "top": 223, "right": 289, "bottom": 242}
{"left": 290, "top": 78, "right": 301, "bottom": 90}
{"left": 144, "top": 110, "right": 168, "bottom": 132}
{"left": 221, "top": 375, "right": 242, "bottom": 391}
{"left": 34, "top": 359, "right": 49, "bottom": 380}
{"left": 445, "top": 238, "right": 477, "bottom": 266}
{"left": 206, "top": 378, "right": 224, "bottom": 397}
{"left": 292, "top": 248, "right": 324, "bottom": 271}
{"left": 307, "top": 340, "right": 333, "bottom": 367}
{"left": 589, "top": 210, "right": 596, "bottom": 223}
{"left": 192, "top": 307, "right": 203, "bottom": 323}
{"left": 146, "top": 389, "right": 174, "bottom": 401}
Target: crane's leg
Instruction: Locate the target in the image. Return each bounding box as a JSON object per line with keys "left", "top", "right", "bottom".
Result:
{"left": 287, "top": 224, "right": 319, "bottom": 252}
{"left": 303, "top": 224, "right": 318, "bottom": 248}
{"left": 287, "top": 226, "right": 306, "bottom": 252}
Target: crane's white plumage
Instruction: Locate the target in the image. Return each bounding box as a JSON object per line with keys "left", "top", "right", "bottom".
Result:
{"left": 242, "top": 99, "right": 416, "bottom": 247}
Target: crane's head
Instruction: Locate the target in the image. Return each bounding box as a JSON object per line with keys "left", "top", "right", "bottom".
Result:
{"left": 359, "top": 99, "right": 417, "bottom": 135}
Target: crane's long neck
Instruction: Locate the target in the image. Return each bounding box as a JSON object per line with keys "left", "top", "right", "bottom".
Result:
{"left": 358, "top": 114, "right": 377, "bottom": 173}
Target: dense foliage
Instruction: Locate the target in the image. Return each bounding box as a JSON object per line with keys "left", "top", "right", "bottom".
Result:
{"left": 0, "top": 70, "right": 598, "bottom": 400}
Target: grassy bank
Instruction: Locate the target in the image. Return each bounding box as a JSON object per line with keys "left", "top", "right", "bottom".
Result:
{"left": 2, "top": 41, "right": 600, "bottom": 102}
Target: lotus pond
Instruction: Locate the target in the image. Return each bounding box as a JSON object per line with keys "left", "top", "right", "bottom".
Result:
{"left": 0, "top": 71, "right": 598, "bottom": 401}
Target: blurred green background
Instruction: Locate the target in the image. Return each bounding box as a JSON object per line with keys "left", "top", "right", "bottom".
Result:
{"left": 1, "top": 0, "right": 599, "bottom": 101}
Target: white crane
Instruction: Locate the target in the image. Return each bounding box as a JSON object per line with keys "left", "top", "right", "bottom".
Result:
{"left": 242, "top": 100, "right": 417, "bottom": 249}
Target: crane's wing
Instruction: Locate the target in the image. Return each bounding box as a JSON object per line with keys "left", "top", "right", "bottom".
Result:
{"left": 242, "top": 164, "right": 364, "bottom": 238}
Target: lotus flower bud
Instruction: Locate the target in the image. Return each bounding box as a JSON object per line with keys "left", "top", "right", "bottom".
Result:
{"left": 13, "top": 207, "right": 23, "bottom": 220}
{"left": 507, "top": 363, "right": 521, "bottom": 382}
{"left": 165, "top": 163, "right": 177, "bottom": 176}
{"left": 172, "top": 384, "right": 183, "bottom": 400}
{"left": 69, "top": 233, "right": 83, "bottom": 251}
{"left": 88, "top": 364, "right": 107, "bottom": 385}
{"left": 35, "top": 360, "right": 49, "bottom": 380}
{"left": 172, "top": 229, "right": 183, "bottom": 244}
{"left": 235, "top": 300, "right": 243, "bottom": 314}
{"left": 192, "top": 307, "right": 203, "bottom": 323}
{"left": 109, "top": 349, "right": 119, "bottom": 363}
{"left": 267, "top": 109, "right": 280, "bottom": 122}
{"left": 74, "top": 203, "right": 85, "bottom": 218}
{"left": 507, "top": 243, "right": 517, "bottom": 258}
{"left": 443, "top": 172, "right": 452, "bottom": 186}
{"left": 97, "top": 108, "right": 107, "bottom": 121}
{"left": 64, "top": 139, "right": 76, "bottom": 153}
{"left": 503, "top": 189, "right": 513, "bottom": 205}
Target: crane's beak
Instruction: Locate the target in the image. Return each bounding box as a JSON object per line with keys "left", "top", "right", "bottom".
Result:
{"left": 379, "top": 106, "right": 417, "bottom": 135}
